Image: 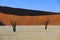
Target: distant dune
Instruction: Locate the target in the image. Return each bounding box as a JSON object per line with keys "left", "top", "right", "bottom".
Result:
{"left": 0, "top": 6, "right": 60, "bottom": 25}
{"left": 0, "top": 13, "right": 60, "bottom": 25}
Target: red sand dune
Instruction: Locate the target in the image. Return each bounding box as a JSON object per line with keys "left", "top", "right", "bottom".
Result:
{"left": 0, "top": 13, "right": 60, "bottom": 25}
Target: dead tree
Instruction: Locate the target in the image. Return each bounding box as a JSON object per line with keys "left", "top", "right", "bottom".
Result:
{"left": 44, "top": 19, "right": 49, "bottom": 30}
{"left": 10, "top": 20, "right": 16, "bottom": 32}
{"left": 0, "top": 21, "right": 5, "bottom": 26}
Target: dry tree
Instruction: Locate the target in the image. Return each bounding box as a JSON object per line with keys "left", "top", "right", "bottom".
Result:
{"left": 10, "top": 20, "right": 16, "bottom": 32}
{"left": 0, "top": 21, "right": 5, "bottom": 26}
{"left": 44, "top": 19, "right": 49, "bottom": 30}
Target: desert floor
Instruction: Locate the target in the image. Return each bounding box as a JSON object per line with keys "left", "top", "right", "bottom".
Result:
{"left": 0, "top": 25, "right": 60, "bottom": 40}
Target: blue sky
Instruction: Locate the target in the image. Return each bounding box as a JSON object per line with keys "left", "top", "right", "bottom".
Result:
{"left": 0, "top": 0, "right": 60, "bottom": 12}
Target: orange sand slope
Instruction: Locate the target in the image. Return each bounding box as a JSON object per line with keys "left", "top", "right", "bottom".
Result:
{"left": 0, "top": 13, "right": 60, "bottom": 25}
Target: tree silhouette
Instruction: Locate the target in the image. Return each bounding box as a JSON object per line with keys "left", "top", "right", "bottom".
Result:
{"left": 0, "top": 21, "right": 5, "bottom": 26}
{"left": 10, "top": 20, "right": 16, "bottom": 32}
{"left": 44, "top": 19, "right": 49, "bottom": 30}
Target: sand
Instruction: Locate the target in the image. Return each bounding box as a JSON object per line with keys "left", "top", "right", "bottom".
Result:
{"left": 0, "top": 25, "right": 60, "bottom": 40}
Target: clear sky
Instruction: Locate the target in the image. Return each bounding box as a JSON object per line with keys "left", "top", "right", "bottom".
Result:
{"left": 0, "top": 0, "right": 60, "bottom": 12}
